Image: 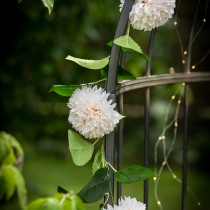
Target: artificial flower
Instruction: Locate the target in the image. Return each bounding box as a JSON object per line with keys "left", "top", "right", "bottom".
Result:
{"left": 119, "top": 0, "right": 125, "bottom": 12}
{"left": 120, "top": 0, "right": 176, "bottom": 31}
{"left": 67, "top": 86, "right": 119, "bottom": 139}
{"left": 104, "top": 196, "right": 146, "bottom": 210}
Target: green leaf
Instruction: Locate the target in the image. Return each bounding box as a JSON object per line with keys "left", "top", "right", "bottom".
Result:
{"left": 0, "top": 170, "right": 6, "bottom": 200}
{"left": 68, "top": 130, "right": 94, "bottom": 166}
{"left": 92, "top": 149, "right": 103, "bottom": 174}
{"left": 49, "top": 85, "right": 80, "bottom": 97}
{"left": 0, "top": 137, "right": 10, "bottom": 162}
{"left": 10, "top": 166, "right": 27, "bottom": 209}
{"left": 57, "top": 186, "right": 69, "bottom": 194}
{"left": 55, "top": 193, "right": 85, "bottom": 210}
{"left": 118, "top": 113, "right": 125, "bottom": 121}
{"left": 115, "top": 165, "right": 154, "bottom": 183}
{"left": 49, "top": 78, "right": 107, "bottom": 97}
{"left": 1, "top": 165, "right": 16, "bottom": 200}
{"left": 112, "top": 35, "right": 148, "bottom": 60}
{"left": 0, "top": 165, "right": 26, "bottom": 208}
{"left": 41, "top": 0, "right": 54, "bottom": 15}
{"left": 0, "top": 131, "right": 24, "bottom": 167}
{"left": 26, "top": 197, "right": 61, "bottom": 210}
{"left": 100, "top": 66, "right": 136, "bottom": 81}
{"left": 77, "top": 167, "right": 109, "bottom": 203}
{"left": 65, "top": 55, "right": 110, "bottom": 70}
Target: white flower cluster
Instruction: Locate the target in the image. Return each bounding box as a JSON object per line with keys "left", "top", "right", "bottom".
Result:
{"left": 104, "top": 196, "right": 146, "bottom": 210}
{"left": 67, "top": 86, "right": 119, "bottom": 139}
{"left": 120, "top": 0, "right": 176, "bottom": 31}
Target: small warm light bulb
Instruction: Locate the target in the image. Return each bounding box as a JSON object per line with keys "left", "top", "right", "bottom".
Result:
{"left": 174, "top": 21, "right": 177, "bottom": 26}
{"left": 162, "top": 161, "right": 166, "bottom": 166}
{"left": 171, "top": 95, "right": 176, "bottom": 100}
{"left": 198, "top": 202, "right": 201, "bottom": 206}
{"left": 192, "top": 65, "right": 196, "bottom": 69}
{"left": 162, "top": 135, "right": 165, "bottom": 140}
{"left": 182, "top": 82, "right": 185, "bottom": 86}
{"left": 184, "top": 51, "right": 187, "bottom": 55}
{"left": 178, "top": 100, "right": 181, "bottom": 104}
{"left": 173, "top": 175, "right": 177, "bottom": 179}
{"left": 157, "top": 201, "right": 161, "bottom": 206}
{"left": 153, "top": 176, "right": 157, "bottom": 181}
{"left": 174, "top": 122, "right": 178, "bottom": 127}
{"left": 182, "top": 59, "right": 186, "bottom": 64}
{"left": 158, "top": 136, "right": 162, "bottom": 140}
{"left": 203, "top": 18, "right": 206, "bottom": 22}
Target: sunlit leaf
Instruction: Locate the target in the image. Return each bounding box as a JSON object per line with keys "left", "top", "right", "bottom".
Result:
{"left": 55, "top": 193, "right": 85, "bottom": 210}
{"left": 49, "top": 78, "right": 107, "bottom": 97}
{"left": 115, "top": 165, "right": 154, "bottom": 183}
{"left": 65, "top": 55, "right": 110, "bottom": 70}
{"left": 0, "top": 137, "right": 10, "bottom": 162}
{"left": 11, "top": 166, "right": 27, "bottom": 209}
{"left": 92, "top": 149, "right": 103, "bottom": 174}
{"left": 109, "top": 35, "right": 148, "bottom": 59}
{"left": 26, "top": 197, "right": 61, "bottom": 210}
{"left": 68, "top": 130, "right": 94, "bottom": 166}
{"left": 0, "top": 131, "right": 24, "bottom": 167}
{"left": 1, "top": 165, "right": 16, "bottom": 200}
{"left": 118, "top": 113, "right": 125, "bottom": 121}
{"left": 0, "top": 170, "right": 6, "bottom": 200}
{"left": 77, "top": 167, "right": 109, "bottom": 203}
{"left": 41, "top": 0, "right": 54, "bottom": 15}
{"left": 49, "top": 85, "right": 80, "bottom": 97}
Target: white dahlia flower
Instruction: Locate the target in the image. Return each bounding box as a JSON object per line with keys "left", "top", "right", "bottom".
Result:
{"left": 120, "top": 0, "right": 176, "bottom": 31}
{"left": 67, "top": 86, "right": 119, "bottom": 139}
{"left": 119, "top": 0, "right": 124, "bottom": 12}
{"left": 104, "top": 196, "right": 146, "bottom": 210}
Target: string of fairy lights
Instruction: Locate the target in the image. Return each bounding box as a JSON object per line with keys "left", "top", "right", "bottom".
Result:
{"left": 153, "top": 84, "right": 185, "bottom": 210}
{"left": 174, "top": 0, "right": 209, "bottom": 71}
{"left": 153, "top": 0, "right": 209, "bottom": 209}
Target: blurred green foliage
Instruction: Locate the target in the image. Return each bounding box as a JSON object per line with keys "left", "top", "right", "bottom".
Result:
{"left": 0, "top": 132, "right": 27, "bottom": 209}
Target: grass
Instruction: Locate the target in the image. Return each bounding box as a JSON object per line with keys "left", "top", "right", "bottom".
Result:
{"left": 1, "top": 149, "right": 209, "bottom": 210}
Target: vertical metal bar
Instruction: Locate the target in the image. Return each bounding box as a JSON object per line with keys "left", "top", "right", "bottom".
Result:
{"left": 182, "top": 84, "right": 189, "bottom": 210}
{"left": 105, "top": 94, "right": 115, "bottom": 205}
{"left": 144, "top": 88, "right": 150, "bottom": 209}
{"left": 186, "top": 0, "right": 201, "bottom": 73}
{"left": 144, "top": 29, "right": 156, "bottom": 210}
{"left": 182, "top": 1, "right": 200, "bottom": 209}
{"left": 117, "top": 93, "right": 124, "bottom": 202}
{"left": 106, "top": 0, "right": 134, "bottom": 94}
{"left": 145, "top": 29, "right": 156, "bottom": 76}
{"left": 105, "top": 0, "right": 134, "bottom": 206}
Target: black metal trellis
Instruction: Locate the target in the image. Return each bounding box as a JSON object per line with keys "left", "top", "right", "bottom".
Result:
{"left": 105, "top": 0, "right": 210, "bottom": 209}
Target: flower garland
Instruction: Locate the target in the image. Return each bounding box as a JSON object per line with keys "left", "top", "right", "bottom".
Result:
{"left": 21, "top": 0, "right": 179, "bottom": 209}
{"left": 120, "top": 0, "right": 176, "bottom": 31}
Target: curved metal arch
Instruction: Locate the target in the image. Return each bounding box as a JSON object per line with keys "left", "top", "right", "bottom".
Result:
{"left": 105, "top": 0, "right": 134, "bottom": 206}
{"left": 115, "top": 72, "right": 210, "bottom": 95}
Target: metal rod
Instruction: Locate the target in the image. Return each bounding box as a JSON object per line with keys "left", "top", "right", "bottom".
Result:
{"left": 106, "top": 0, "right": 134, "bottom": 94}
{"left": 117, "top": 93, "right": 124, "bottom": 202}
{"left": 182, "top": 84, "right": 189, "bottom": 210}
{"left": 115, "top": 72, "right": 210, "bottom": 95}
{"left": 145, "top": 29, "right": 156, "bottom": 76}
{"left": 186, "top": 0, "right": 201, "bottom": 73}
{"left": 182, "top": 1, "right": 200, "bottom": 209}
{"left": 144, "top": 87, "right": 150, "bottom": 209}
{"left": 105, "top": 0, "right": 134, "bottom": 206}
{"left": 143, "top": 29, "right": 156, "bottom": 209}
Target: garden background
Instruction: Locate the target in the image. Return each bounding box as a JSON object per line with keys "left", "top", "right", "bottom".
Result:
{"left": 1, "top": 0, "right": 210, "bottom": 209}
